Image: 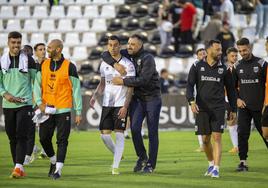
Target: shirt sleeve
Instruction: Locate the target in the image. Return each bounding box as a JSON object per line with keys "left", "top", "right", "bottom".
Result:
{"left": 186, "top": 63, "right": 197, "bottom": 103}
{"left": 69, "top": 63, "right": 82, "bottom": 116}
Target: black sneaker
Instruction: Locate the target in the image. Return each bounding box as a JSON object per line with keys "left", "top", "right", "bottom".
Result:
{"left": 143, "top": 163, "right": 154, "bottom": 173}
{"left": 236, "top": 162, "right": 248, "bottom": 172}
{"left": 133, "top": 156, "right": 148, "bottom": 172}
{"left": 125, "top": 135, "right": 131, "bottom": 139}
{"left": 52, "top": 172, "right": 61, "bottom": 180}
{"left": 48, "top": 163, "right": 56, "bottom": 177}
{"left": 142, "top": 135, "right": 148, "bottom": 139}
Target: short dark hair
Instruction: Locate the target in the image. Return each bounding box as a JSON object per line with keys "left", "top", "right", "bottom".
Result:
{"left": 34, "top": 43, "right": 45, "bottom": 51}
{"left": 108, "top": 35, "right": 121, "bottom": 44}
{"left": 179, "top": 0, "right": 187, "bottom": 4}
{"left": 236, "top": 37, "right": 250, "bottom": 46}
{"left": 196, "top": 48, "right": 205, "bottom": 55}
{"left": 161, "top": 68, "right": 168, "bottom": 75}
{"left": 130, "top": 34, "right": 143, "bottom": 43}
{"left": 8, "top": 31, "right": 22, "bottom": 39}
{"left": 226, "top": 47, "right": 238, "bottom": 54}
{"left": 206, "top": 40, "right": 221, "bottom": 49}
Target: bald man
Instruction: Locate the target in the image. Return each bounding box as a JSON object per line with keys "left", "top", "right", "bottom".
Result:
{"left": 33, "top": 39, "right": 82, "bottom": 180}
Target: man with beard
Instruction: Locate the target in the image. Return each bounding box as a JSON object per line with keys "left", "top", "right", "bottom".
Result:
{"left": 233, "top": 37, "right": 268, "bottom": 172}
{"left": 102, "top": 34, "right": 162, "bottom": 173}
{"left": 0, "top": 31, "right": 37, "bottom": 178}
{"left": 186, "top": 40, "right": 237, "bottom": 178}
{"left": 33, "top": 39, "right": 82, "bottom": 180}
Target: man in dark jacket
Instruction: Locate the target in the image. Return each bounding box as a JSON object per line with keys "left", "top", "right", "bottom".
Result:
{"left": 102, "top": 34, "right": 162, "bottom": 173}
{"left": 233, "top": 37, "right": 268, "bottom": 172}
{"left": 186, "top": 39, "right": 237, "bottom": 178}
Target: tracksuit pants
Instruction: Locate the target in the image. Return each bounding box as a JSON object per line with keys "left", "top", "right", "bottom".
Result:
{"left": 238, "top": 108, "right": 268, "bottom": 160}
{"left": 3, "top": 105, "right": 33, "bottom": 165}
{"left": 39, "top": 112, "right": 71, "bottom": 163}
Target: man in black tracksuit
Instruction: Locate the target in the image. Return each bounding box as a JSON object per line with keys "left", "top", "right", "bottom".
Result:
{"left": 186, "top": 40, "right": 237, "bottom": 178}
{"left": 102, "top": 34, "right": 162, "bottom": 173}
{"left": 233, "top": 38, "right": 268, "bottom": 172}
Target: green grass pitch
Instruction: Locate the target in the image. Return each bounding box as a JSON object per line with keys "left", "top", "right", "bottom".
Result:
{"left": 0, "top": 131, "right": 267, "bottom": 188}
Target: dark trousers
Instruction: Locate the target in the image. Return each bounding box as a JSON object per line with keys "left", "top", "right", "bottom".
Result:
{"left": 39, "top": 112, "right": 71, "bottom": 163}
{"left": 180, "top": 30, "right": 194, "bottom": 46}
{"left": 172, "top": 27, "right": 180, "bottom": 53}
{"left": 26, "top": 122, "right": 35, "bottom": 156}
{"left": 3, "top": 106, "right": 33, "bottom": 165}
{"left": 130, "top": 97, "right": 162, "bottom": 169}
{"left": 237, "top": 108, "right": 268, "bottom": 160}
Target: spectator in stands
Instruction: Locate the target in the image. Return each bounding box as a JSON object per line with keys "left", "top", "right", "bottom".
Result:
{"left": 254, "top": 0, "right": 268, "bottom": 39}
{"left": 160, "top": 69, "right": 170, "bottom": 94}
{"left": 192, "top": 0, "right": 205, "bottom": 40}
{"left": 220, "top": 0, "right": 235, "bottom": 27}
{"left": 159, "top": 15, "right": 173, "bottom": 54}
{"left": 49, "top": 0, "right": 60, "bottom": 7}
{"left": 168, "top": 0, "right": 182, "bottom": 53}
{"left": 216, "top": 21, "right": 236, "bottom": 61}
{"left": 0, "top": 31, "right": 37, "bottom": 178}
{"left": 158, "top": 0, "right": 170, "bottom": 21}
{"left": 178, "top": 0, "right": 197, "bottom": 47}
{"left": 202, "top": 13, "right": 222, "bottom": 46}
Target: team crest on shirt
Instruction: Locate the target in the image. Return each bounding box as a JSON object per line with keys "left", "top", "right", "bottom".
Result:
{"left": 137, "top": 59, "right": 141, "bottom": 66}
{"left": 200, "top": 67, "right": 205, "bottom": 71}
{"left": 239, "top": 69, "right": 244, "bottom": 74}
{"left": 218, "top": 68, "right": 224, "bottom": 74}
{"left": 253, "top": 66, "right": 259, "bottom": 73}
{"left": 105, "top": 66, "right": 109, "bottom": 71}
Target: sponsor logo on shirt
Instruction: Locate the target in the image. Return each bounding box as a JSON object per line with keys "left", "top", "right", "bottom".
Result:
{"left": 240, "top": 79, "right": 259, "bottom": 84}
{"left": 201, "top": 75, "right": 220, "bottom": 82}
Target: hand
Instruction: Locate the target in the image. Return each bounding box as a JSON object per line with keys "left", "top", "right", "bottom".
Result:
{"left": 89, "top": 97, "right": 96, "bottom": 109}
{"left": 3, "top": 92, "right": 17, "bottom": 103}
{"left": 114, "top": 63, "right": 127, "bottom": 76}
{"left": 237, "top": 98, "right": 246, "bottom": 108}
{"left": 38, "top": 103, "right": 46, "bottom": 113}
{"left": 190, "top": 102, "right": 199, "bottom": 114}
{"left": 229, "top": 112, "right": 237, "bottom": 121}
{"left": 118, "top": 106, "right": 127, "bottom": 119}
{"left": 112, "top": 77, "right": 124, "bottom": 85}
{"left": 75, "top": 115, "right": 82, "bottom": 126}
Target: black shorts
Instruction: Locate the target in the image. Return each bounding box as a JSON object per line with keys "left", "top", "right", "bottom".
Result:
{"left": 195, "top": 109, "right": 225, "bottom": 135}
{"left": 262, "top": 106, "right": 268, "bottom": 127}
{"left": 99, "top": 106, "right": 127, "bottom": 131}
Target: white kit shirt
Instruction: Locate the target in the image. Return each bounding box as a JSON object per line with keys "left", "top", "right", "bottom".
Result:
{"left": 100, "top": 56, "right": 136, "bottom": 107}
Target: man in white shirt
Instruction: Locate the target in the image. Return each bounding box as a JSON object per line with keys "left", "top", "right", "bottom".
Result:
{"left": 220, "top": 0, "right": 234, "bottom": 27}
{"left": 90, "top": 35, "right": 135, "bottom": 175}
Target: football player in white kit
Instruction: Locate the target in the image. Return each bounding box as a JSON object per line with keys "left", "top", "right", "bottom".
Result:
{"left": 90, "top": 35, "right": 135, "bottom": 175}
